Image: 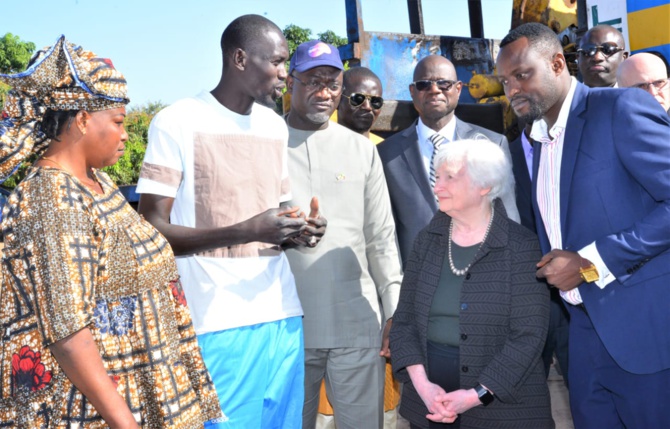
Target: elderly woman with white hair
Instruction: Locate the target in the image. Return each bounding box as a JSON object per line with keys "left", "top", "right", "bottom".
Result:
{"left": 390, "top": 139, "right": 553, "bottom": 429}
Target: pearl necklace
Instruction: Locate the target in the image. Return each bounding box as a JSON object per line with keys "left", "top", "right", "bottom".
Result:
{"left": 448, "top": 204, "right": 495, "bottom": 276}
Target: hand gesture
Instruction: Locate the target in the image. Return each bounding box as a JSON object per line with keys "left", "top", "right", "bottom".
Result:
{"left": 301, "top": 196, "right": 327, "bottom": 247}
{"left": 245, "top": 206, "right": 307, "bottom": 245}
{"left": 536, "top": 249, "right": 585, "bottom": 291}
{"left": 439, "top": 388, "right": 482, "bottom": 418}
{"left": 415, "top": 380, "right": 457, "bottom": 423}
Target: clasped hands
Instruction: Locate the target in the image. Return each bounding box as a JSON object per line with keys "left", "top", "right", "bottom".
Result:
{"left": 417, "top": 381, "right": 481, "bottom": 424}
{"left": 280, "top": 196, "right": 327, "bottom": 248}
{"left": 536, "top": 249, "right": 588, "bottom": 291}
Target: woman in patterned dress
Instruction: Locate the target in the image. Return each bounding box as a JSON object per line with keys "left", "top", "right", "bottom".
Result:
{"left": 0, "top": 36, "right": 221, "bottom": 428}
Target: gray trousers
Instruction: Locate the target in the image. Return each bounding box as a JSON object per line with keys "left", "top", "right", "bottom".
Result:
{"left": 303, "top": 347, "right": 385, "bottom": 429}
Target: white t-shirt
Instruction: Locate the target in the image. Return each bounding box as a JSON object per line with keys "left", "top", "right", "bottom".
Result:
{"left": 136, "top": 91, "right": 303, "bottom": 335}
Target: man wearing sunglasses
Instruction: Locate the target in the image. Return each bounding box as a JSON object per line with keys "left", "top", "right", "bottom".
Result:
{"left": 378, "top": 55, "right": 518, "bottom": 268}
{"left": 336, "top": 67, "right": 385, "bottom": 143}
{"left": 284, "top": 40, "right": 402, "bottom": 429}
{"left": 617, "top": 52, "right": 670, "bottom": 114}
{"left": 577, "top": 24, "right": 628, "bottom": 88}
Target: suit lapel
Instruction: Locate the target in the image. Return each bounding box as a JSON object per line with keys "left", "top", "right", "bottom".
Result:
{"left": 559, "top": 84, "right": 589, "bottom": 240}
{"left": 509, "top": 136, "right": 532, "bottom": 197}
{"left": 400, "top": 121, "right": 437, "bottom": 209}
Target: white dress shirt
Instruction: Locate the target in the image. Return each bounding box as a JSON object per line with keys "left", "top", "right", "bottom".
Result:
{"left": 531, "top": 78, "right": 616, "bottom": 305}
{"left": 416, "top": 117, "right": 456, "bottom": 177}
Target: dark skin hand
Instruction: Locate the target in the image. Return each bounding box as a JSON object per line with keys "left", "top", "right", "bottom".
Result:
{"left": 536, "top": 249, "right": 589, "bottom": 291}
{"left": 138, "top": 194, "right": 308, "bottom": 256}
{"left": 379, "top": 318, "right": 393, "bottom": 358}
{"left": 284, "top": 196, "right": 328, "bottom": 248}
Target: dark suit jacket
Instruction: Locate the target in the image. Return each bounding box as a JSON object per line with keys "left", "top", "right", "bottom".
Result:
{"left": 378, "top": 118, "right": 515, "bottom": 267}
{"left": 390, "top": 200, "right": 553, "bottom": 429}
{"left": 532, "top": 83, "right": 670, "bottom": 374}
{"left": 509, "top": 132, "right": 536, "bottom": 232}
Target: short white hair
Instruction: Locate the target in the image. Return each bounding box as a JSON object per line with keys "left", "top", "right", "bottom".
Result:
{"left": 433, "top": 138, "right": 514, "bottom": 202}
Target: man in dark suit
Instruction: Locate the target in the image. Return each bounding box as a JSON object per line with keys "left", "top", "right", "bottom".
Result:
{"left": 377, "top": 55, "right": 518, "bottom": 266}
{"left": 498, "top": 23, "right": 670, "bottom": 428}
{"left": 510, "top": 122, "right": 570, "bottom": 385}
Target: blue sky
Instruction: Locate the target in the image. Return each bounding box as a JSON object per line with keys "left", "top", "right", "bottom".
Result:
{"left": 3, "top": 0, "right": 513, "bottom": 107}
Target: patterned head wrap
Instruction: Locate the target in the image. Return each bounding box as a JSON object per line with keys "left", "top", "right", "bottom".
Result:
{"left": 0, "top": 35, "right": 129, "bottom": 181}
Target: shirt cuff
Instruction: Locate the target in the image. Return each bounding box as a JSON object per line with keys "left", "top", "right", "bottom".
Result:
{"left": 578, "top": 243, "right": 616, "bottom": 289}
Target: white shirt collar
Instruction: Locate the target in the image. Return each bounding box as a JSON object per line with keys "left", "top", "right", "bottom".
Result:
{"left": 530, "top": 77, "right": 578, "bottom": 142}
{"left": 416, "top": 116, "right": 457, "bottom": 144}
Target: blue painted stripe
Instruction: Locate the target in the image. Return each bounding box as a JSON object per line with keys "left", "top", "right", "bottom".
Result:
{"left": 627, "top": 0, "right": 669, "bottom": 14}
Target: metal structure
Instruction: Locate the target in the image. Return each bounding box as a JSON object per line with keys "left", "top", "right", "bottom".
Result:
{"left": 338, "top": 0, "right": 506, "bottom": 135}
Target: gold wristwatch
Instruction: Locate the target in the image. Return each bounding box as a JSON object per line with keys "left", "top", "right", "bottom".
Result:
{"left": 579, "top": 259, "right": 599, "bottom": 283}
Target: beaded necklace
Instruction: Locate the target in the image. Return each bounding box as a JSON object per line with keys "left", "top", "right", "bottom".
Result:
{"left": 448, "top": 204, "right": 495, "bottom": 276}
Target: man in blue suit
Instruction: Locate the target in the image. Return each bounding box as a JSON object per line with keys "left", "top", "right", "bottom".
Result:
{"left": 497, "top": 23, "right": 670, "bottom": 428}
{"left": 377, "top": 55, "right": 519, "bottom": 267}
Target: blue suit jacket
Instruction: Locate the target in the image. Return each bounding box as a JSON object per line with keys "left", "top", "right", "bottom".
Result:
{"left": 532, "top": 82, "right": 670, "bottom": 374}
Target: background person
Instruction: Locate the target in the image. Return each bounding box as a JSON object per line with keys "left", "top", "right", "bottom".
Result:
{"left": 576, "top": 24, "right": 628, "bottom": 88}
{"left": 336, "top": 67, "right": 385, "bottom": 143}
{"left": 284, "top": 41, "right": 402, "bottom": 429}
{"left": 390, "top": 139, "right": 552, "bottom": 429}
{"left": 314, "top": 66, "right": 401, "bottom": 429}
{"left": 0, "top": 36, "right": 221, "bottom": 428}
{"left": 377, "top": 55, "right": 518, "bottom": 269}
{"left": 137, "top": 15, "right": 323, "bottom": 428}
{"left": 617, "top": 52, "right": 670, "bottom": 113}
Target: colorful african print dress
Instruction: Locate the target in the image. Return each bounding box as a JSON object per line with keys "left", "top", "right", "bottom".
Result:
{"left": 0, "top": 167, "right": 221, "bottom": 428}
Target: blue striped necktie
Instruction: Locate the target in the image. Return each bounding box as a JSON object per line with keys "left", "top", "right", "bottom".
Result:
{"left": 429, "top": 133, "right": 446, "bottom": 193}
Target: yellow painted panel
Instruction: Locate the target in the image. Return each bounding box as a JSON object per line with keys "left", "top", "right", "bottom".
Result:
{"left": 628, "top": 4, "right": 670, "bottom": 51}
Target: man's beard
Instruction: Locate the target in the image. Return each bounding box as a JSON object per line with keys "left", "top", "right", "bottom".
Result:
{"left": 306, "top": 112, "right": 331, "bottom": 124}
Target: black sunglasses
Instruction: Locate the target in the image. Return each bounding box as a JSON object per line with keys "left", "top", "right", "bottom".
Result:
{"left": 411, "top": 79, "right": 458, "bottom": 92}
{"left": 343, "top": 92, "right": 384, "bottom": 109}
{"left": 577, "top": 43, "right": 623, "bottom": 57}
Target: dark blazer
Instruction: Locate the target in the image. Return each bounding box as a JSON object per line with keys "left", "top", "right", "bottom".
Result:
{"left": 378, "top": 118, "right": 516, "bottom": 267}
{"left": 532, "top": 83, "right": 670, "bottom": 374}
{"left": 390, "top": 200, "right": 553, "bottom": 429}
{"left": 509, "top": 132, "right": 536, "bottom": 232}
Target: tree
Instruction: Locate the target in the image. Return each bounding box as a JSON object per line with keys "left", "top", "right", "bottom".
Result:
{"left": 317, "top": 30, "right": 347, "bottom": 48}
{"left": 283, "top": 24, "right": 314, "bottom": 57}
{"left": 103, "top": 101, "right": 166, "bottom": 185}
{"left": 282, "top": 24, "right": 348, "bottom": 58}
{"left": 0, "top": 33, "right": 36, "bottom": 108}
{"left": 0, "top": 33, "right": 36, "bottom": 74}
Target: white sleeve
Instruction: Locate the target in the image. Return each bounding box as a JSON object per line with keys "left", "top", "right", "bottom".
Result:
{"left": 136, "top": 109, "right": 185, "bottom": 198}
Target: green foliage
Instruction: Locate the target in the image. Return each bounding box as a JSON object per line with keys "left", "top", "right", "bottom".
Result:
{"left": 1, "top": 154, "right": 36, "bottom": 189}
{"left": 102, "top": 101, "right": 166, "bottom": 185}
{"left": 283, "top": 24, "right": 313, "bottom": 58}
{"left": 283, "top": 24, "right": 348, "bottom": 58}
{"left": 317, "top": 30, "right": 347, "bottom": 48}
{"left": 0, "top": 33, "right": 36, "bottom": 74}
{"left": 0, "top": 33, "right": 36, "bottom": 108}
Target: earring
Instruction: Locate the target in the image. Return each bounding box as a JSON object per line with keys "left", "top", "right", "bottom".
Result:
{"left": 80, "top": 127, "right": 87, "bottom": 136}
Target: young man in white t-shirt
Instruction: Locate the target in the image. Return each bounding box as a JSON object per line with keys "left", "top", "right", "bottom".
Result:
{"left": 136, "top": 14, "right": 325, "bottom": 428}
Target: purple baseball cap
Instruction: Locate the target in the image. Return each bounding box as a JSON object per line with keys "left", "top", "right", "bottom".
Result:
{"left": 288, "top": 40, "right": 344, "bottom": 74}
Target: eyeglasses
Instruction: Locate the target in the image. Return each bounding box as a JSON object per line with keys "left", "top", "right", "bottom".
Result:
{"left": 577, "top": 43, "right": 623, "bottom": 57}
{"left": 632, "top": 78, "right": 669, "bottom": 92}
{"left": 411, "top": 79, "right": 458, "bottom": 92}
{"left": 342, "top": 92, "right": 384, "bottom": 109}
{"left": 291, "top": 74, "right": 342, "bottom": 94}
